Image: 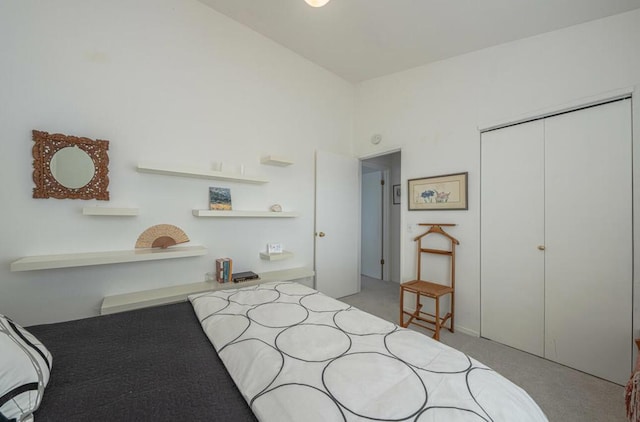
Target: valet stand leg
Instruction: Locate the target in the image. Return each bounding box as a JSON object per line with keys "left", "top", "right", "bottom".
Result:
{"left": 434, "top": 296, "right": 441, "bottom": 341}
{"left": 450, "top": 243, "right": 456, "bottom": 333}
{"left": 399, "top": 286, "right": 405, "bottom": 327}
{"left": 450, "top": 293, "right": 455, "bottom": 333}
{"left": 415, "top": 291, "right": 420, "bottom": 324}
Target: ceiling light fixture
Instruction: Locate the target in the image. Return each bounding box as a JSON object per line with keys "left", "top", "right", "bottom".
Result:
{"left": 304, "top": 0, "right": 331, "bottom": 7}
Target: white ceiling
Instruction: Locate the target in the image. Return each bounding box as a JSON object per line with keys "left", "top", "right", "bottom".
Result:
{"left": 197, "top": 0, "right": 640, "bottom": 82}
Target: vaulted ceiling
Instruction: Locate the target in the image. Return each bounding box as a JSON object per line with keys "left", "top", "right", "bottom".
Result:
{"left": 198, "top": 0, "right": 640, "bottom": 82}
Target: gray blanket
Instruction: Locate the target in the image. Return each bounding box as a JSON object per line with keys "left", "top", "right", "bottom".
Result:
{"left": 28, "top": 302, "right": 256, "bottom": 422}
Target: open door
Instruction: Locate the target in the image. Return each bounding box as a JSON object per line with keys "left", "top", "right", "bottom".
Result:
{"left": 361, "top": 168, "right": 384, "bottom": 279}
{"left": 315, "top": 150, "right": 360, "bottom": 298}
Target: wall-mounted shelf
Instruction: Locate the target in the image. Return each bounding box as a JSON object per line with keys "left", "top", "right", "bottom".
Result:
{"left": 192, "top": 210, "right": 298, "bottom": 218}
{"left": 137, "top": 162, "right": 268, "bottom": 184}
{"left": 260, "top": 155, "right": 294, "bottom": 166}
{"left": 82, "top": 207, "right": 139, "bottom": 216}
{"left": 100, "top": 267, "right": 315, "bottom": 315}
{"left": 260, "top": 251, "right": 294, "bottom": 261}
{"left": 10, "top": 245, "right": 207, "bottom": 272}
{"left": 258, "top": 267, "right": 314, "bottom": 282}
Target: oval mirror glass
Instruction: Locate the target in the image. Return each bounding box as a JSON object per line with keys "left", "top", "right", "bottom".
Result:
{"left": 49, "top": 146, "right": 95, "bottom": 189}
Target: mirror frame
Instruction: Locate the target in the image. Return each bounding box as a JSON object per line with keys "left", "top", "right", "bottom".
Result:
{"left": 32, "top": 130, "right": 110, "bottom": 200}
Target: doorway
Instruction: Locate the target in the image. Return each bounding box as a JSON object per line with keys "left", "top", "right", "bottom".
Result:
{"left": 360, "top": 151, "right": 401, "bottom": 284}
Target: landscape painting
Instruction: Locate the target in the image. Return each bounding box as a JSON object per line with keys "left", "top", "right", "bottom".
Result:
{"left": 209, "top": 187, "right": 232, "bottom": 210}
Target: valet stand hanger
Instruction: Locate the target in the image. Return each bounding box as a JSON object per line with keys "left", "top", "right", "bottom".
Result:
{"left": 400, "top": 223, "right": 460, "bottom": 341}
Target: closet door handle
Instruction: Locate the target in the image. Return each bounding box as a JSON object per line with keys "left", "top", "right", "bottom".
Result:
{"left": 538, "top": 245, "right": 546, "bottom": 251}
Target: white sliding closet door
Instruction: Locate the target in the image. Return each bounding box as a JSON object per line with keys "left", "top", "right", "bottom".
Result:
{"left": 544, "top": 99, "right": 632, "bottom": 385}
{"left": 481, "top": 98, "right": 632, "bottom": 385}
{"left": 481, "top": 120, "right": 546, "bottom": 357}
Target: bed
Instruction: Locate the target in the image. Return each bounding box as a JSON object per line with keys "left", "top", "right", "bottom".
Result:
{"left": 2, "top": 281, "right": 547, "bottom": 421}
{"left": 189, "top": 281, "right": 548, "bottom": 421}
{"left": 15, "top": 302, "right": 256, "bottom": 421}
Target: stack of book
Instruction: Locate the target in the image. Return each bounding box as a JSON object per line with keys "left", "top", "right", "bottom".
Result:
{"left": 231, "top": 271, "right": 260, "bottom": 284}
{"left": 215, "top": 258, "right": 233, "bottom": 283}
{"left": 215, "top": 259, "right": 260, "bottom": 284}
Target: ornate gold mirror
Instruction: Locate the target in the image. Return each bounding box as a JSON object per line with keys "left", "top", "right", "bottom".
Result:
{"left": 32, "top": 130, "right": 110, "bottom": 200}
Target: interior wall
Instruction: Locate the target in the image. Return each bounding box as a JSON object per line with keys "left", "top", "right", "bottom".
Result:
{"left": 354, "top": 9, "right": 640, "bottom": 336}
{"left": 0, "top": 0, "right": 354, "bottom": 326}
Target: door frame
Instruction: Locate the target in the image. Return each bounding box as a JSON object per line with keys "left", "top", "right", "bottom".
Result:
{"left": 360, "top": 162, "right": 390, "bottom": 280}
{"left": 359, "top": 148, "right": 403, "bottom": 284}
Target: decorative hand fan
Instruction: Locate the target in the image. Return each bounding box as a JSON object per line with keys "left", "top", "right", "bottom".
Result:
{"left": 135, "top": 224, "right": 190, "bottom": 249}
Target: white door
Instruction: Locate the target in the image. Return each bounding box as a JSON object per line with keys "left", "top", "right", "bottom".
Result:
{"left": 315, "top": 150, "right": 360, "bottom": 298}
{"left": 544, "top": 99, "right": 632, "bottom": 385}
{"left": 361, "top": 170, "right": 383, "bottom": 279}
{"left": 480, "top": 120, "right": 546, "bottom": 357}
{"left": 481, "top": 99, "right": 633, "bottom": 385}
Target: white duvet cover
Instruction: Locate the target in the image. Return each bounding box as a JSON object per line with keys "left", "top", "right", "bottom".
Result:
{"left": 189, "top": 281, "right": 547, "bottom": 422}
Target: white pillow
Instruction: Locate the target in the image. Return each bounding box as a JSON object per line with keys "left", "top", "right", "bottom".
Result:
{"left": 0, "top": 314, "right": 52, "bottom": 422}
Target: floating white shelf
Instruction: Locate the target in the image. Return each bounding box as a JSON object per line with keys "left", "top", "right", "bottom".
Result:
{"left": 10, "top": 245, "right": 207, "bottom": 272}
{"left": 100, "top": 267, "right": 315, "bottom": 315}
{"left": 192, "top": 210, "right": 298, "bottom": 218}
{"left": 137, "top": 162, "right": 268, "bottom": 184}
{"left": 258, "top": 267, "right": 314, "bottom": 282}
{"left": 260, "top": 155, "right": 294, "bottom": 166}
{"left": 260, "top": 251, "right": 294, "bottom": 261}
{"left": 82, "top": 207, "right": 139, "bottom": 216}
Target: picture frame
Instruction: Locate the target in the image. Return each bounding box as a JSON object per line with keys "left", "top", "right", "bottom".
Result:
{"left": 32, "top": 130, "right": 110, "bottom": 200}
{"left": 209, "top": 187, "right": 232, "bottom": 210}
{"left": 392, "top": 184, "right": 401, "bottom": 205}
{"left": 407, "top": 172, "right": 468, "bottom": 211}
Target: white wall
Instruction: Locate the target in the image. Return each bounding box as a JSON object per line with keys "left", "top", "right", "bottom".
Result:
{"left": 0, "top": 0, "right": 354, "bottom": 326}
{"left": 355, "top": 10, "right": 640, "bottom": 336}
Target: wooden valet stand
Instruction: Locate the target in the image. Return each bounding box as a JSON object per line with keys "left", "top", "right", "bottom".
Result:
{"left": 400, "top": 223, "right": 459, "bottom": 341}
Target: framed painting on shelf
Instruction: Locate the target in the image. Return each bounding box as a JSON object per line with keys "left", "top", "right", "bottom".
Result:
{"left": 209, "top": 187, "right": 232, "bottom": 210}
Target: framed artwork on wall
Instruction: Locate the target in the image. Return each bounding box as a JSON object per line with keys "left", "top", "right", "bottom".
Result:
{"left": 408, "top": 172, "right": 468, "bottom": 211}
{"left": 32, "top": 130, "right": 110, "bottom": 200}
{"left": 392, "top": 184, "right": 401, "bottom": 205}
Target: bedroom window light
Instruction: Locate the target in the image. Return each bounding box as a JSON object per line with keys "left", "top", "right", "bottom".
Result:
{"left": 304, "top": 0, "right": 331, "bottom": 7}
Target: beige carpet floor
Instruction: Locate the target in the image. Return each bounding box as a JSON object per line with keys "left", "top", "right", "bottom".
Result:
{"left": 340, "top": 276, "right": 626, "bottom": 422}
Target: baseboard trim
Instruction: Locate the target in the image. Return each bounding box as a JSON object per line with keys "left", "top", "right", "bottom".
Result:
{"left": 454, "top": 325, "right": 479, "bottom": 338}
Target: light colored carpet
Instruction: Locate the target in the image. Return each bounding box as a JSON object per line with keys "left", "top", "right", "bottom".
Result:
{"left": 340, "top": 276, "right": 626, "bottom": 422}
